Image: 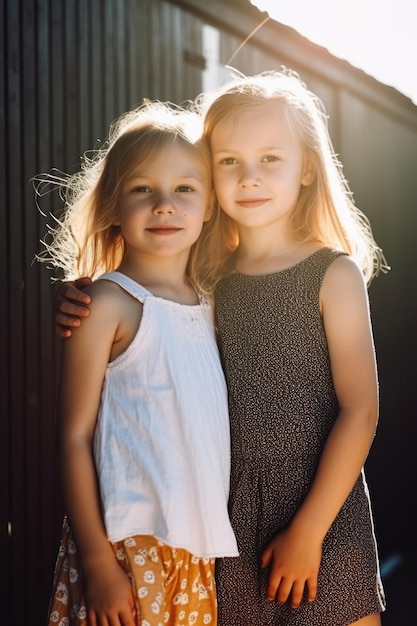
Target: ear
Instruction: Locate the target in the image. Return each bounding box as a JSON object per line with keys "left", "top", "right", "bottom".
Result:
{"left": 301, "top": 153, "right": 315, "bottom": 187}
{"left": 112, "top": 213, "right": 121, "bottom": 226}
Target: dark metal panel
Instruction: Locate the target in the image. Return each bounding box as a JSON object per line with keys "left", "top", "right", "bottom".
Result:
{"left": 160, "top": 0, "right": 176, "bottom": 100}
{"left": 115, "top": 0, "right": 129, "bottom": 112}
{"left": 63, "top": 0, "right": 80, "bottom": 170}
{"left": 0, "top": 0, "right": 10, "bottom": 619}
{"left": 78, "top": 0, "right": 92, "bottom": 151}
{"left": 149, "top": 0, "right": 163, "bottom": 98}
{"left": 35, "top": 2, "right": 63, "bottom": 613}
{"left": 182, "top": 10, "right": 204, "bottom": 99}
{"left": 89, "top": 1, "right": 106, "bottom": 148}
{"left": 171, "top": 3, "right": 186, "bottom": 104}
{"left": 338, "top": 94, "right": 417, "bottom": 559}
{"left": 21, "top": 0, "right": 44, "bottom": 622}
{"left": 50, "top": 0, "right": 65, "bottom": 177}
{"left": 104, "top": 0, "right": 118, "bottom": 131}
{"left": 35, "top": 0, "right": 62, "bottom": 513}
{"left": 131, "top": 0, "right": 153, "bottom": 104}
{"left": 5, "top": 0, "right": 29, "bottom": 621}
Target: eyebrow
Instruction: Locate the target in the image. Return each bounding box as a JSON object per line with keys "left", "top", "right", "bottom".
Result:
{"left": 127, "top": 171, "right": 205, "bottom": 182}
{"left": 213, "top": 146, "right": 284, "bottom": 154}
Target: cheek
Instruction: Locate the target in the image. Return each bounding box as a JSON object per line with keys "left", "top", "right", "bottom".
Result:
{"left": 213, "top": 170, "right": 232, "bottom": 199}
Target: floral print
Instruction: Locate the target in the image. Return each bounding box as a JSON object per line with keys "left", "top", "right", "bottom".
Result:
{"left": 47, "top": 517, "right": 216, "bottom": 625}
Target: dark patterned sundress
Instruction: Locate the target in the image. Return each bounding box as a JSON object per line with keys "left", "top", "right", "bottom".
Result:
{"left": 215, "top": 248, "right": 386, "bottom": 626}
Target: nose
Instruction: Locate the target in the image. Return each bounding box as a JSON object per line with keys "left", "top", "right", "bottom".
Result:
{"left": 239, "top": 163, "right": 261, "bottom": 188}
{"left": 152, "top": 192, "right": 176, "bottom": 214}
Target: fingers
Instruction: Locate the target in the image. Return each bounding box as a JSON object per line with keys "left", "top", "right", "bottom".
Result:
{"left": 288, "top": 580, "right": 305, "bottom": 609}
{"left": 119, "top": 605, "right": 138, "bottom": 626}
{"left": 55, "top": 310, "right": 87, "bottom": 338}
{"left": 54, "top": 282, "right": 91, "bottom": 338}
{"left": 261, "top": 545, "right": 272, "bottom": 569}
{"left": 54, "top": 278, "right": 92, "bottom": 306}
{"left": 56, "top": 325, "right": 74, "bottom": 338}
{"left": 75, "top": 276, "right": 93, "bottom": 290}
{"left": 60, "top": 285, "right": 92, "bottom": 306}
{"left": 86, "top": 602, "right": 137, "bottom": 626}
{"left": 266, "top": 573, "right": 290, "bottom": 604}
{"left": 57, "top": 301, "right": 90, "bottom": 318}
{"left": 306, "top": 576, "right": 318, "bottom": 603}
{"left": 266, "top": 573, "right": 316, "bottom": 608}
{"left": 266, "top": 576, "right": 306, "bottom": 608}
{"left": 262, "top": 529, "right": 321, "bottom": 609}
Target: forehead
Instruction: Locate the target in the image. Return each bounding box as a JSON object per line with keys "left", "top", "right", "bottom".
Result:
{"left": 130, "top": 141, "right": 208, "bottom": 179}
{"left": 210, "top": 103, "right": 297, "bottom": 149}
{"left": 144, "top": 139, "right": 198, "bottom": 160}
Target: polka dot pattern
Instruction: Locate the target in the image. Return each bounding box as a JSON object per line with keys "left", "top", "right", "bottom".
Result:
{"left": 214, "top": 248, "right": 386, "bottom": 625}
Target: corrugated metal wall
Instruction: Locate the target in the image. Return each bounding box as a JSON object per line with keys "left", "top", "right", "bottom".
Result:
{"left": 2, "top": 0, "right": 416, "bottom": 624}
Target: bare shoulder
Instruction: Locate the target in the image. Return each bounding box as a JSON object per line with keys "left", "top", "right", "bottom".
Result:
{"left": 83, "top": 277, "right": 125, "bottom": 300}
{"left": 322, "top": 255, "right": 367, "bottom": 296}
{"left": 319, "top": 255, "right": 369, "bottom": 321}
{"left": 63, "top": 280, "right": 124, "bottom": 342}
{"left": 326, "top": 253, "right": 364, "bottom": 277}
{"left": 84, "top": 278, "right": 142, "bottom": 358}
{"left": 83, "top": 278, "right": 138, "bottom": 314}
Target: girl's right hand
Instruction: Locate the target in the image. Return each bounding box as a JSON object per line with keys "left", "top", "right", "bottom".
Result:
{"left": 84, "top": 558, "right": 138, "bottom": 626}
{"left": 261, "top": 524, "right": 321, "bottom": 609}
{"left": 55, "top": 277, "right": 93, "bottom": 337}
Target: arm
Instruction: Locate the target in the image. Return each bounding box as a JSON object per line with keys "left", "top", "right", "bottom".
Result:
{"left": 262, "top": 256, "right": 379, "bottom": 608}
{"left": 57, "top": 280, "right": 137, "bottom": 625}
{"left": 55, "top": 277, "right": 92, "bottom": 338}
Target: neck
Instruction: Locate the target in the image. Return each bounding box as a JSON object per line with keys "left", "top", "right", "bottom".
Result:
{"left": 234, "top": 224, "right": 290, "bottom": 269}
{"left": 234, "top": 228, "right": 321, "bottom": 275}
{"left": 117, "top": 255, "right": 198, "bottom": 305}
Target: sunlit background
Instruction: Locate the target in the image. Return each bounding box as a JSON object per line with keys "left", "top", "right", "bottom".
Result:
{"left": 251, "top": 0, "right": 417, "bottom": 105}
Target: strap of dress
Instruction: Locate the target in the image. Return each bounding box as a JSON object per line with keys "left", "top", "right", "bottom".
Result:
{"left": 96, "top": 271, "right": 151, "bottom": 303}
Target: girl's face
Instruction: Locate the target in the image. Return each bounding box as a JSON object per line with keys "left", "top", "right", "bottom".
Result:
{"left": 116, "top": 142, "right": 210, "bottom": 260}
{"left": 210, "top": 104, "right": 313, "bottom": 232}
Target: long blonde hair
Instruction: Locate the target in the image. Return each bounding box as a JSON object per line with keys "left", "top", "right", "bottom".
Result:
{"left": 198, "top": 69, "right": 389, "bottom": 285}
{"left": 35, "top": 100, "right": 216, "bottom": 293}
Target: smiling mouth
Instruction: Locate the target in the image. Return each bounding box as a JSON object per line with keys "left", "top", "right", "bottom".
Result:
{"left": 236, "top": 198, "right": 268, "bottom": 207}
{"left": 146, "top": 226, "right": 182, "bottom": 234}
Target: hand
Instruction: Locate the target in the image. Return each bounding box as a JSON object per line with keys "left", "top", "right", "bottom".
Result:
{"left": 261, "top": 525, "right": 322, "bottom": 609}
{"left": 84, "top": 559, "right": 138, "bottom": 626}
{"left": 54, "top": 277, "right": 92, "bottom": 338}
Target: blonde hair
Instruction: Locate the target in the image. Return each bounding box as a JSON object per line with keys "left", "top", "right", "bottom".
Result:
{"left": 36, "top": 100, "right": 215, "bottom": 293}
{"left": 198, "top": 68, "right": 389, "bottom": 285}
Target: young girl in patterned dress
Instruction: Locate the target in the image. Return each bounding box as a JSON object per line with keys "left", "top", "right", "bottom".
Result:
{"left": 198, "top": 69, "right": 387, "bottom": 626}
{"left": 38, "top": 100, "right": 238, "bottom": 626}
{"left": 54, "top": 69, "right": 388, "bottom": 626}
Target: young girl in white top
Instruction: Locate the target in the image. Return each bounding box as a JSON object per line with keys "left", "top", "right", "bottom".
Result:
{"left": 38, "top": 100, "right": 238, "bottom": 626}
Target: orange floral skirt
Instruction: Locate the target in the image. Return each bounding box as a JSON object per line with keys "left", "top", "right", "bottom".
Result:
{"left": 47, "top": 516, "right": 217, "bottom": 625}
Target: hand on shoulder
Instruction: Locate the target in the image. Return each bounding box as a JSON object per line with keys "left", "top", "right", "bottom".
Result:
{"left": 55, "top": 277, "right": 93, "bottom": 337}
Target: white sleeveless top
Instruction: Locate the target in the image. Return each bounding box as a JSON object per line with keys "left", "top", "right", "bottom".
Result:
{"left": 93, "top": 272, "right": 238, "bottom": 558}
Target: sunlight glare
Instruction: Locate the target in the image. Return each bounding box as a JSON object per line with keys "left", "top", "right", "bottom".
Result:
{"left": 251, "top": 0, "right": 417, "bottom": 105}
